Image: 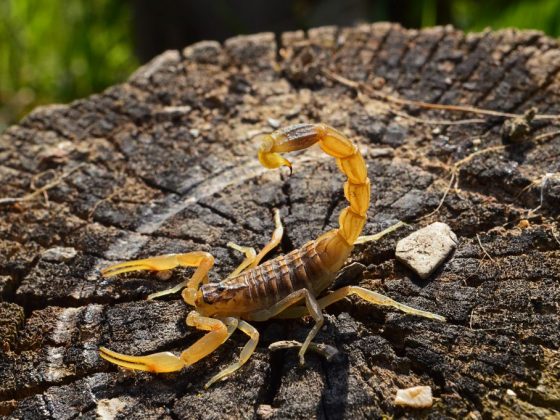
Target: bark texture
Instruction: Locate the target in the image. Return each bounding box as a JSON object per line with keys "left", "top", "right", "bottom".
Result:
{"left": 1, "top": 24, "right": 559, "bottom": 419}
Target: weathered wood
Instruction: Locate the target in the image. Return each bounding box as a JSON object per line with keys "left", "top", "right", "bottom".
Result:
{"left": 1, "top": 24, "right": 559, "bottom": 419}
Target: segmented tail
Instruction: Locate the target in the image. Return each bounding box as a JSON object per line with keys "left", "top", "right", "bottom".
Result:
{"left": 257, "top": 123, "right": 370, "bottom": 273}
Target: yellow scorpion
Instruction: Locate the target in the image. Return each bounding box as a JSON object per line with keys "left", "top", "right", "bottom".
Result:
{"left": 100, "top": 123, "right": 445, "bottom": 388}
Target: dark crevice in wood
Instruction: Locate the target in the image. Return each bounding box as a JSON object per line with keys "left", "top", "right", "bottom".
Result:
{"left": 322, "top": 190, "right": 344, "bottom": 230}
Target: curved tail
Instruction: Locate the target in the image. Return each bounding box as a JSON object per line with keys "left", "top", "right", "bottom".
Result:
{"left": 257, "top": 123, "right": 370, "bottom": 272}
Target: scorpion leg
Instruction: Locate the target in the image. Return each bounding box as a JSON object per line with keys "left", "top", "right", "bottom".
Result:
{"left": 101, "top": 251, "right": 214, "bottom": 300}
{"left": 319, "top": 287, "right": 446, "bottom": 321}
{"left": 247, "top": 288, "right": 323, "bottom": 365}
{"left": 204, "top": 320, "right": 259, "bottom": 388}
{"left": 251, "top": 208, "right": 284, "bottom": 268}
{"left": 180, "top": 312, "right": 239, "bottom": 368}
{"left": 275, "top": 287, "right": 446, "bottom": 322}
{"left": 226, "top": 208, "right": 283, "bottom": 278}
{"left": 226, "top": 243, "right": 257, "bottom": 278}
{"left": 354, "top": 220, "right": 407, "bottom": 244}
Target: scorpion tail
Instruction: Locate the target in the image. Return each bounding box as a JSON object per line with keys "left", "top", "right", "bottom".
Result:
{"left": 257, "top": 123, "right": 369, "bottom": 272}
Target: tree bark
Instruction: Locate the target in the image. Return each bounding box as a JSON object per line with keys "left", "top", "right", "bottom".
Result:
{"left": 1, "top": 24, "right": 559, "bottom": 419}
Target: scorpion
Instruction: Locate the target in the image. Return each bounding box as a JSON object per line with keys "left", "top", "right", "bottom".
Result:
{"left": 99, "top": 123, "right": 445, "bottom": 388}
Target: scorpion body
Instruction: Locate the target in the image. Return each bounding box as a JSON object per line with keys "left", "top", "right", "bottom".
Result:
{"left": 199, "top": 240, "right": 335, "bottom": 317}
{"left": 100, "top": 123, "right": 445, "bottom": 388}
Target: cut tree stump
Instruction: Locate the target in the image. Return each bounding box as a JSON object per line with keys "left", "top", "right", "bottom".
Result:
{"left": 1, "top": 24, "right": 559, "bottom": 419}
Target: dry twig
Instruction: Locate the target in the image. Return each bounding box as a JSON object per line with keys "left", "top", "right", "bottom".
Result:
{"left": 418, "top": 145, "right": 506, "bottom": 220}
{"left": 0, "top": 164, "right": 85, "bottom": 206}
{"left": 323, "top": 70, "right": 560, "bottom": 122}
{"left": 476, "top": 234, "right": 496, "bottom": 263}
{"left": 88, "top": 186, "right": 123, "bottom": 221}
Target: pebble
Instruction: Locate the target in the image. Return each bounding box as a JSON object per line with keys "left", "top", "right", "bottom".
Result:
{"left": 41, "top": 247, "right": 78, "bottom": 262}
{"left": 256, "top": 404, "right": 275, "bottom": 419}
{"left": 369, "top": 148, "right": 394, "bottom": 158}
{"left": 506, "top": 389, "right": 516, "bottom": 397}
{"left": 162, "top": 105, "right": 191, "bottom": 114}
{"left": 394, "top": 385, "right": 433, "bottom": 408}
{"left": 395, "top": 222, "right": 457, "bottom": 279}
{"left": 267, "top": 118, "right": 281, "bottom": 128}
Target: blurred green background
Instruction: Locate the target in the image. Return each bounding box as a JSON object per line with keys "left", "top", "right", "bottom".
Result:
{"left": 1, "top": 0, "right": 559, "bottom": 131}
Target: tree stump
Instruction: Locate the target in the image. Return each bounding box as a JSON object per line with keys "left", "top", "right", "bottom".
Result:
{"left": 1, "top": 24, "right": 559, "bottom": 419}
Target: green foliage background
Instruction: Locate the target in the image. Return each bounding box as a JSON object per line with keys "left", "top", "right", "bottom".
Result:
{"left": 0, "top": 0, "right": 136, "bottom": 130}
{"left": 1, "top": 0, "right": 559, "bottom": 131}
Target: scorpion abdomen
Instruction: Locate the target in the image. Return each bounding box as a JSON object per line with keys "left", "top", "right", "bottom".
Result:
{"left": 200, "top": 239, "right": 336, "bottom": 313}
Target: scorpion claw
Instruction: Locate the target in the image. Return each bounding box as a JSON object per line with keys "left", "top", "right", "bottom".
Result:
{"left": 99, "top": 346, "right": 185, "bottom": 373}
{"left": 100, "top": 253, "right": 213, "bottom": 279}
{"left": 100, "top": 257, "right": 172, "bottom": 277}
{"left": 101, "top": 263, "right": 153, "bottom": 278}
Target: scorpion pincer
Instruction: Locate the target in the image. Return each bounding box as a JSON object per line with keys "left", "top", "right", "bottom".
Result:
{"left": 99, "top": 123, "right": 445, "bottom": 388}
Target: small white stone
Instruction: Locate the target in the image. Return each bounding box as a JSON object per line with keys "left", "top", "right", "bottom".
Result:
{"left": 189, "top": 128, "right": 200, "bottom": 137}
{"left": 41, "top": 247, "right": 77, "bottom": 262}
{"left": 96, "top": 398, "right": 129, "bottom": 420}
{"left": 156, "top": 270, "right": 173, "bottom": 281}
{"left": 395, "top": 222, "right": 458, "bottom": 279}
{"left": 268, "top": 118, "right": 281, "bottom": 129}
{"left": 369, "top": 148, "right": 394, "bottom": 158}
{"left": 256, "top": 404, "right": 275, "bottom": 419}
{"left": 394, "top": 385, "right": 433, "bottom": 408}
{"left": 506, "top": 389, "right": 516, "bottom": 397}
{"left": 162, "top": 105, "right": 191, "bottom": 114}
